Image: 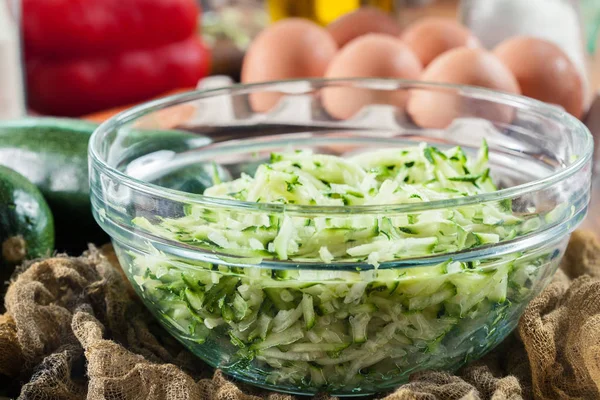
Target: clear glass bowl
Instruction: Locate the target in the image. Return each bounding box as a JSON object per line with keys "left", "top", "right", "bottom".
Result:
{"left": 89, "top": 79, "right": 593, "bottom": 396}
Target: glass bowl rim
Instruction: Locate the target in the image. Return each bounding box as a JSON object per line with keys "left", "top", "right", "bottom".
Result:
{"left": 89, "top": 77, "right": 593, "bottom": 215}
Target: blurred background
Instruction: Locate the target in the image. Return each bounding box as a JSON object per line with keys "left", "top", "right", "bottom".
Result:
{"left": 0, "top": 0, "right": 598, "bottom": 120}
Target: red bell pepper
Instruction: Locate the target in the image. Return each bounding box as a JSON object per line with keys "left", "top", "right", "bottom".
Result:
{"left": 23, "top": 0, "right": 199, "bottom": 58}
{"left": 26, "top": 37, "right": 211, "bottom": 116}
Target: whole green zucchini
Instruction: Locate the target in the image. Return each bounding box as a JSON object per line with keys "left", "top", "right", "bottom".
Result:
{"left": 0, "top": 165, "right": 54, "bottom": 266}
{"left": 0, "top": 118, "right": 99, "bottom": 252}
{"left": 0, "top": 117, "right": 209, "bottom": 252}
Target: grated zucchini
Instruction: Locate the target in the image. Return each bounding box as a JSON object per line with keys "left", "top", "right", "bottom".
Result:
{"left": 128, "top": 142, "right": 557, "bottom": 392}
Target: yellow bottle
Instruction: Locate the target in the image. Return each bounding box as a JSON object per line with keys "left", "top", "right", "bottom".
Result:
{"left": 267, "top": 0, "right": 396, "bottom": 26}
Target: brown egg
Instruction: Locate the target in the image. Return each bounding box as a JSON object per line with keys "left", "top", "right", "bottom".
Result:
{"left": 494, "top": 36, "right": 584, "bottom": 119}
{"left": 241, "top": 18, "right": 338, "bottom": 112}
{"left": 322, "top": 34, "right": 422, "bottom": 119}
{"left": 407, "top": 47, "right": 521, "bottom": 129}
{"left": 326, "top": 7, "right": 402, "bottom": 48}
{"left": 400, "top": 17, "right": 480, "bottom": 67}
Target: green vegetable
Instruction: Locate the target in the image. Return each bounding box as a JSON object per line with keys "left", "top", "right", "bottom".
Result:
{"left": 0, "top": 165, "right": 54, "bottom": 267}
{"left": 0, "top": 118, "right": 101, "bottom": 252}
{"left": 151, "top": 163, "right": 232, "bottom": 194}
{"left": 128, "top": 142, "right": 554, "bottom": 392}
{"left": 0, "top": 117, "right": 207, "bottom": 253}
{"left": 135, "top": 142, "right": 527, "bottom": 265}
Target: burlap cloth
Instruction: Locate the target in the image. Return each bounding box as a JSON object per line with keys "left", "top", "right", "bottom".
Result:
{"left": 1, "top": 231, "right": 600, "bottom": 400}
